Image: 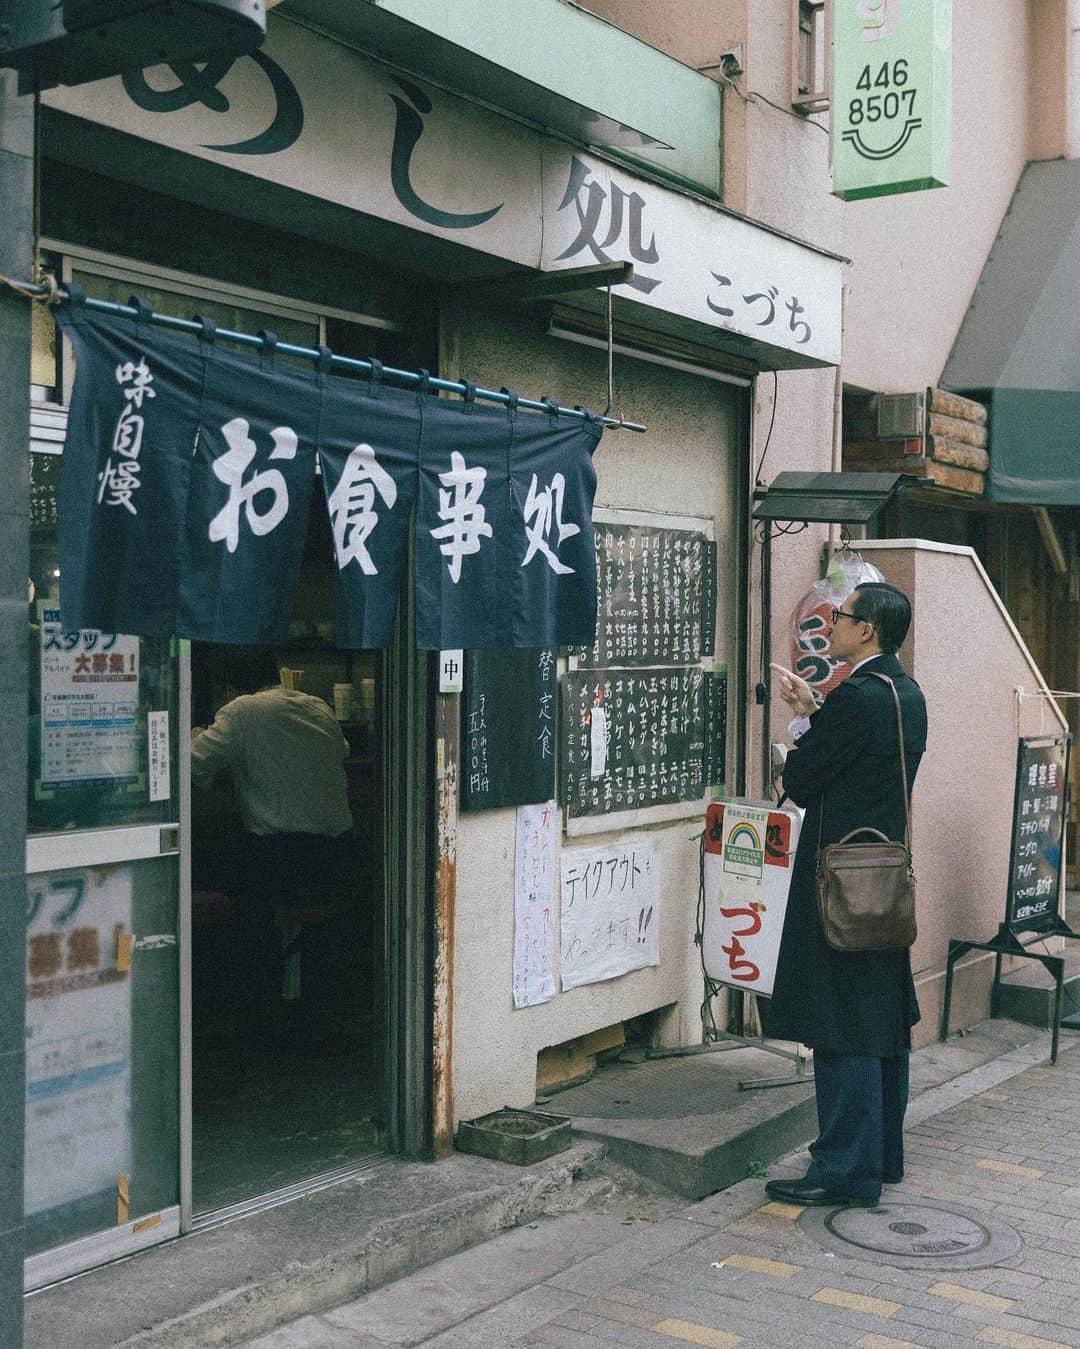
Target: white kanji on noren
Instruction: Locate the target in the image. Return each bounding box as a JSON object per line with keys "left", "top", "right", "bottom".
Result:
{"left": 522, "top": 471, "right": 580, "bottom": 575}
{"left": 430, "top": 450, "right": 493, "bottom": 584}
{"left": 208, "top": 417, "right": 297, "bottom": 554}
{"left": 98, "top": 354, "right": 156, "bottom": 516}
{"left": 327, "top": 444, "right": 398, "bottom": 576}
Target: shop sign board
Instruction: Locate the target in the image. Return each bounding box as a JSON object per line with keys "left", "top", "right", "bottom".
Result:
{"left": 461, "top": 649, "right": 557, "bottom": 812}
{"left": 43, "top": 19, "right": 841, "bottom": 366}
{"left": 25, "top": 865, "right": 133, "bottom": 1216}
{"left": 832, "top": 0, "right": 952, "bottom": 201}
{"left": 701, "top": 800, "right": 802, "bottom": 998}
{"left": 1005, "top": 735, "right": 1069, "bottom": 932}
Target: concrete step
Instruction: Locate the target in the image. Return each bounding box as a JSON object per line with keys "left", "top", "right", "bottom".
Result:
{"left": 995, "top": 945, "right": 1080, "bottom": 1028}
{"left": 548, "top": 1044, "right": 819, "bottom": 1200}
{"left": 24, "top": 1142, "right": 609, "bottom": 1349}
{"left": 545, "top": 1019, "right": 1050, "bottom": 1201}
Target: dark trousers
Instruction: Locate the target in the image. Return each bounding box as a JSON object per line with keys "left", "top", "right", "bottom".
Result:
{"left": 804, "top": 1050, "right": 909, "bottom": 1204}
{"left": 232, "top": 832, "right": 352, "bottom": 1015}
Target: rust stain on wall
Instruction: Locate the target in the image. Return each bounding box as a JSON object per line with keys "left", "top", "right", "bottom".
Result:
{"left": 432, "top": 716, "right": 458, "bottom": 1157}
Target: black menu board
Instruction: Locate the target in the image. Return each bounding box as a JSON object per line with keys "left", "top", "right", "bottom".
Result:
{"left": 460, "top": 648, "right": 556, "bottom": 812}
{"left": 1005, "top": 735, "right": 1070, "bottom": 930}
{"left": 574, "top": 522, "right": 716, "bottom": 669}
{"left": 562, "top": 666, "right": 725, "bottom": 818}
{"left": 30, "top": 453, "right": 59, "bottom": 529}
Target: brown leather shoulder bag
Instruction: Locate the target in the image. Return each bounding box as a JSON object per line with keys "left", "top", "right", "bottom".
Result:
{"left": 815, "top": 672, "right": 917, "bottom": 953}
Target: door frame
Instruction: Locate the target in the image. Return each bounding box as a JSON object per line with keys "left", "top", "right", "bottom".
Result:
{"left": 23, "top": 664, "right": 186, "bottom": 1290}
{"left": 27, "top": 245, "right": 435, "bottom": 1276}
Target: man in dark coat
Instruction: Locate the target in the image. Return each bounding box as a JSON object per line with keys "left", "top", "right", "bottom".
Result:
{"left": 762, "top": 581, "right": 927, "bottom": 1207}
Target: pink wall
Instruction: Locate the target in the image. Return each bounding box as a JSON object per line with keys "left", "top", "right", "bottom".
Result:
{"left": 860, "top": 540, "right": 1067, "bottom": 1043}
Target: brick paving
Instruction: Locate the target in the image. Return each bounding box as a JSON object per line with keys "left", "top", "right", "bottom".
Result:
{"left": 509, "top": 1044, "right": 1080, "bottom": 1349}
{"left": 246, "top": 1036, "right": 1080, "bottom": 1349}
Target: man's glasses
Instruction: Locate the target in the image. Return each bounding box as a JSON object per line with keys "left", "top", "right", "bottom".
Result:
{"left": 831, "top": 607, "right": 861, "bottom": 624}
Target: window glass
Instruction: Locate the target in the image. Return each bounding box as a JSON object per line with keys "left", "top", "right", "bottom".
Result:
{"left": 24, "top": 857, "right": 179, "bottom": 1255}
{"left": 71, "top": 270, "right": 319, "bottom": 369}
{"left": 28, "top": 460, "right": 179, "bottom": 833}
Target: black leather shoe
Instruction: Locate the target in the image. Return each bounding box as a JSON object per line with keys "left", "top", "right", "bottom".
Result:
{"left": 883, "top": 1173, "right": 904, "bottom": 1185}
{"left": 764, "top": 1177, "right": 872, "bottom": 1207}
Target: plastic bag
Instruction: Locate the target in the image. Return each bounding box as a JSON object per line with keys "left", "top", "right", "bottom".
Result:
{"left": 789, "top": 550, "right": 884, "bottom": 697}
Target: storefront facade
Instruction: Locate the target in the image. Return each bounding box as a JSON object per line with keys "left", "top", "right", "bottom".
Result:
{"left": 16, "top": 6, "right": 842, "bottom": 1293}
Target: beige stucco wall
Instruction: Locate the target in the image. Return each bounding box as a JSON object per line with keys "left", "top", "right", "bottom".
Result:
{"left": 858, "top": 540, "right": 1067, "bottom": 1044}
{"left": 450, "top": 306, "right": 745, "bottom": 1118}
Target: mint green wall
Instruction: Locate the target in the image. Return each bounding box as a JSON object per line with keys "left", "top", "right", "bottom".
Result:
{"left": 369, "top": 0, "right": 722, "bottom": 195}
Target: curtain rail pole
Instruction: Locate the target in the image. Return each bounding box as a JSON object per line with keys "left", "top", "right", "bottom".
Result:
{"left": 17, "top": 279, "right": 648, "bottom": 433}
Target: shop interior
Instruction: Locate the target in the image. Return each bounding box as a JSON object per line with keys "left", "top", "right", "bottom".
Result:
{"left": 189, "top": 488, "right": 387, "bottom": 1213}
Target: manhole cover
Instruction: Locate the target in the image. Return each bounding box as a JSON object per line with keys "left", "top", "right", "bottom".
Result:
{"left": 798, "top": 1199, "right": 1022, "bottom": 1270}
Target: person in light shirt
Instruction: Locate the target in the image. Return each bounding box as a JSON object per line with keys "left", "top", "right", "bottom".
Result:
{"left": 192, "top": 650, "right": 353, "bottom": 1014}
{"left": 763, "top": 582, "right": 928, "bottom": 1208}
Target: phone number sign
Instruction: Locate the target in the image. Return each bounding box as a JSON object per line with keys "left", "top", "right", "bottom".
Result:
{"left": 831, "top": 0, "right": 952, "bottom": 202}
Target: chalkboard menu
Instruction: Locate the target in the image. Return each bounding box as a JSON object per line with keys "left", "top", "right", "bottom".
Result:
{"left": 574, "top": 523, "right": 717, "bottom": 668}
{"left": 1005, "top": 735, "right": 1070, "bottom": 930}
{"left": 711, "top": 663, "right": 728, "bottom": 791}
{"left": 562, "top": 666, "right": 725, "bottom": 818}
{"left": 461, "top": 648, "right": 556, "bottom": 812}
{"left": 30, "top": 454, "right": 59, "bottom": 530}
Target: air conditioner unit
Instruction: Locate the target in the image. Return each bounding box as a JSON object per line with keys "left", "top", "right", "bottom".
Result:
{"left": 876, "top": 392, "right": 926, "bottom": 441}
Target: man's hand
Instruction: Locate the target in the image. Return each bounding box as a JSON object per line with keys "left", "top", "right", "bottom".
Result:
{"left": 769, "top": 663, "right": 818, "bottom": 717}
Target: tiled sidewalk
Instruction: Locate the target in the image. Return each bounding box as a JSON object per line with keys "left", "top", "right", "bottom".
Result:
{"left": 512, "top": 1047, "right": 1080, "bottom": 1349}
{"left": 246, "top": 1032, "right": 1080, "bottom": 1349}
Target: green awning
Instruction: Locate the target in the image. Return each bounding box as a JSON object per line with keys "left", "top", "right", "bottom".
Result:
{"left": 942, "top": 159, "right": 1080, "bottom": 505}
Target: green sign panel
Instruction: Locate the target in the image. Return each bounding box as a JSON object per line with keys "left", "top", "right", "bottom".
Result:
{"left": 831, "top": 0, "right": 951, "bottom": 201}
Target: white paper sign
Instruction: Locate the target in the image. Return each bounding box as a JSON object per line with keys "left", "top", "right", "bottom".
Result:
{"left": 560, "top": 838, "right": 659, "bottom": 990}
{"left": 513, "top": 801, "right": 558, "bottom": 1008}
{"left": 439, "top": 650, "right": 464, "bottom": 694}
{"left": 24, "top": 865, "right": 133, "bottom": 1215}
{"left": 701, "top": 800, "right": 802, "bottom": 998}
{"left": 147, "top": 710, "right": 171, "bottom": 803}
{"left": 589, "top": 705, "right": 608, "bottom": 778}
{"left": 39, "top": 608, "right": 140, "bottom": 786}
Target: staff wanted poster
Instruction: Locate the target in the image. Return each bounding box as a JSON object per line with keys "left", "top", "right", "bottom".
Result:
{"left": 702, "top": 800, "right": 802, "bottom": 998}
{"left": 39, "top": 607, "right": 140, "bottom": 786}
{"left": 25, "top": 865, "right": 133, "bottom": 1215}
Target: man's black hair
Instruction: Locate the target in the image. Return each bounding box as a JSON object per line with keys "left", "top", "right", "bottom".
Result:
{"left": 217, "top": 647, "right": 280, "bottom": 695}
{"left": 850, "top": 581, "right": 911, "bottom": 654}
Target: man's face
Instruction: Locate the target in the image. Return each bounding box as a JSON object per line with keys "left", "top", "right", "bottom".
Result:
{"left": 828, "top": 588, "right": 867, "bottom": 665}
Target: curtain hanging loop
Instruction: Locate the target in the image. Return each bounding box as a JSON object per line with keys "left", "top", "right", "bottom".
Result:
{"left": 258, "top": 329, "right": 280, "bottom": 373}
{"left": 26, "top": 283, "right": 647, "bottom": 430}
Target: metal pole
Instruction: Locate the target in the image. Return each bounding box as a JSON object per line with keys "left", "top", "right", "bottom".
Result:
{"left": 826, "top": 283, "right": 847, "bottom": 567}
{"left": 2, "top": 282, "right": 648, "bottom": 433}
{"left": 0, "top": 69, "right": 32, "bottom": 1345}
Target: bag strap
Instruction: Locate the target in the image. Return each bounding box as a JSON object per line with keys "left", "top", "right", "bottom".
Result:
{"left": 869, "top": 673, "right": 911, "bottom": 850}
{"left": 815, "top": 670, "right": 911, "bottom": 852}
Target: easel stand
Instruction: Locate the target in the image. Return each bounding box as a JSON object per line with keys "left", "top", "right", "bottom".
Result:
{"left": 649, "top": 989, "right": 814, "bottom": 1091}
{"left": 941, "top": 918, "right": 1079, "bottom": 1064}
{"left": 941, "top": 730, "right": 1075, "bottom": 1063}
